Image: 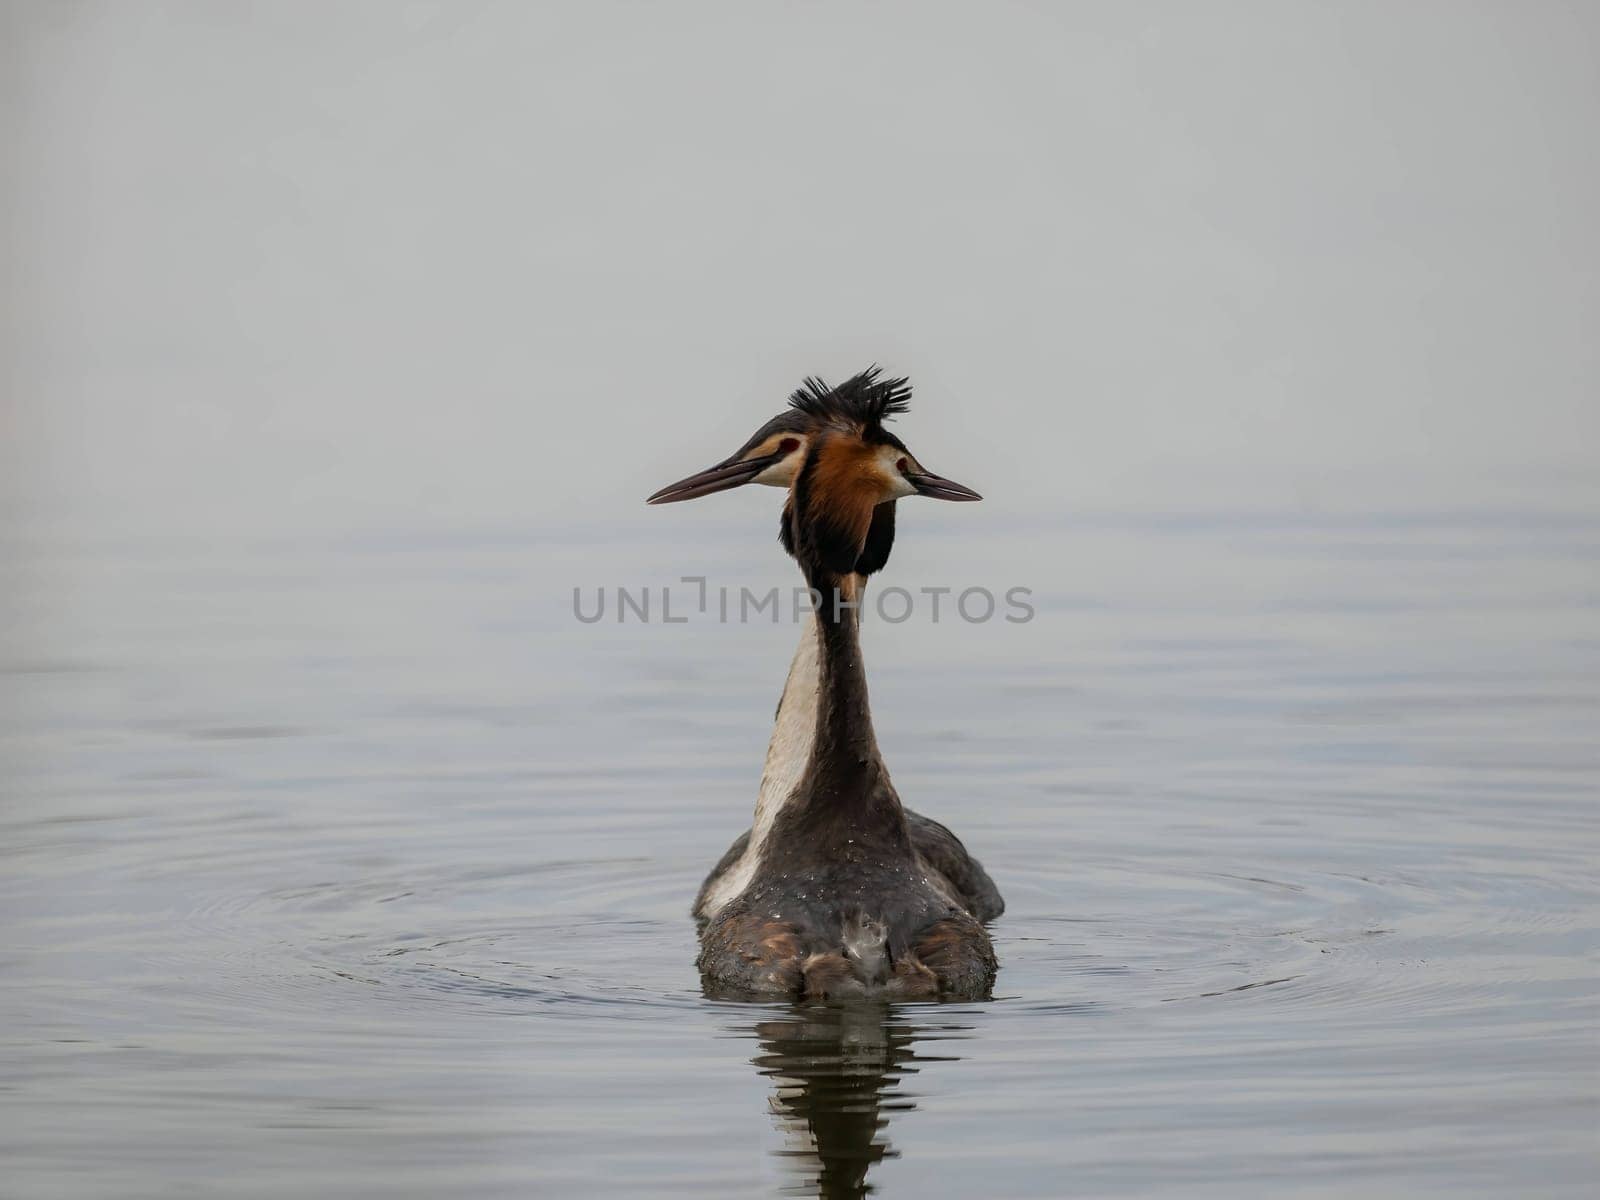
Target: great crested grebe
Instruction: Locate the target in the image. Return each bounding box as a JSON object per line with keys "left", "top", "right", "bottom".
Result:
{"left": 647, "top": 369, "right": 1003, "bottom": 930}
{"left": 647, "top": 368, "right": 1000, "bottom": 999}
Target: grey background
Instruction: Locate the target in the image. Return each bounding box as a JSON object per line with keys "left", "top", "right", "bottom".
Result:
{"left": 3, "top": 0, "right": 1596, "bottom": 543}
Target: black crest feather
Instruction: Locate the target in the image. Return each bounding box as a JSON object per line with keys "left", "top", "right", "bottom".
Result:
{"left": 787, "top": 365, "right": 911, "bottom": 431}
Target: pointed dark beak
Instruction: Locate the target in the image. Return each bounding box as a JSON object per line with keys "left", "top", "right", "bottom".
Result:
{"left": 646, "top": 453, "right": 781, "bottom": 504}
{"left": 905, "top": 470, "right": 983, "bottom": 502}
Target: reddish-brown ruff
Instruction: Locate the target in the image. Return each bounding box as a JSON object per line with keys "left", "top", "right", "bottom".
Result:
{"left": 801, "top": 434, "right": 886, "bottom": 559}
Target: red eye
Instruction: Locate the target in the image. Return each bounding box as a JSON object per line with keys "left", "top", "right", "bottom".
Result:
{"left": 897, "top": 457, "right": 909, "bottom": 473}
{"left": 778, "top": 438, "right": 801, "bottom": 455}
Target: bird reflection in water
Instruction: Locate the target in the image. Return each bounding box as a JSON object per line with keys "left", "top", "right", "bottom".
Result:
{"left": 734, "top": 1003, "right": 970, "bottom": 1199}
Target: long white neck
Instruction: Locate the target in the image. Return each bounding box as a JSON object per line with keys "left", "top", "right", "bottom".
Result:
{"left": 751, "top": 613, "right": 821, "bottom": 844}
{"left": 696, "top": 609, "right": 825, "bottom": 918}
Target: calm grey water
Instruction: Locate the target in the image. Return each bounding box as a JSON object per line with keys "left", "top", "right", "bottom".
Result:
{"left": 2, "top": 507, "right": 1596, "bottom": 1198}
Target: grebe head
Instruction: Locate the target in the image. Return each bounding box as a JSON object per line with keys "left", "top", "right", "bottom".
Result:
{"left": 646, "top": 411, "right": 812, "bottom": 505}
{"left": 785, "top": 370, "right": 980, "bottom": 578}
{"left": 646, "top": 366, "right": 975, "bottom": 577}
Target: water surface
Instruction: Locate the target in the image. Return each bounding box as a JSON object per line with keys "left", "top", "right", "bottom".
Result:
{"left": 2, "top": 508, "right": 1596, "bottom": 1197}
